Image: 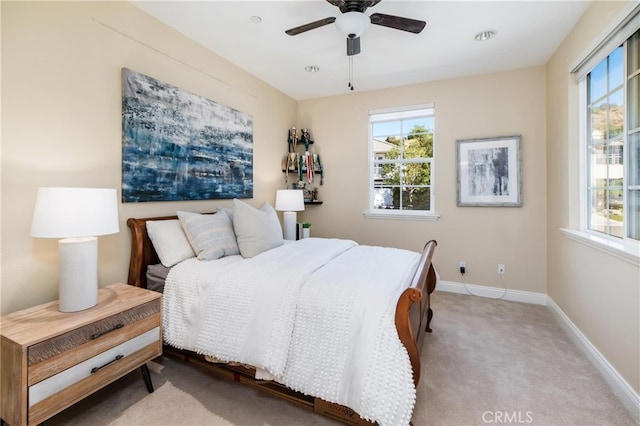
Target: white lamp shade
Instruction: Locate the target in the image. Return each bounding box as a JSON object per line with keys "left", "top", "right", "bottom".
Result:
{"left": 31, "top": 187, "right": 119, "bottom": 238}
{"left": 335, "top": 12, "right": 371, "bottom": 38}
{"left": 275, "top": 189, "right": 305, "bottom": 212}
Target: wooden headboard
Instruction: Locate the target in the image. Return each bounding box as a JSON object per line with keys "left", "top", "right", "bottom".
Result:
{"left": 127, "top": 215, "right": 179, "bottom": 289}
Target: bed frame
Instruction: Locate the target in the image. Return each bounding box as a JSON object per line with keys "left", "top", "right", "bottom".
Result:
{"left": 126, "top": 214, "right": 437, "bottom": 424}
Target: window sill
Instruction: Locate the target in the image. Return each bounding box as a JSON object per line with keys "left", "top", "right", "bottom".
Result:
{"left": 363, "top": 211, "right": 440, "bottom": 221}
{"left": 560, "top": 228, "right": 640, "bottom": 266}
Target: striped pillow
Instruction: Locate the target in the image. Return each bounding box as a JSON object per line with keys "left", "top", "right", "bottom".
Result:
{"left": 177, "top": 210, "right": 240, "bottom": 260}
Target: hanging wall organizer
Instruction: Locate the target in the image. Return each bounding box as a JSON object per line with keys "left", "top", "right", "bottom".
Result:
{"left": 282, "top": 128, "right": 323, "bottom": 204}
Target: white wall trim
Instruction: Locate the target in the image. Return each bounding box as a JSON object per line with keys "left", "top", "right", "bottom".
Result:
{"left": 436, "top": 280, "right": 547, "bottom": 305}
{"left": 546, "top": 296, "right": 640, "bottom": 424}
{"left": 437, "top": 280, "right": 640, "bottom": 423}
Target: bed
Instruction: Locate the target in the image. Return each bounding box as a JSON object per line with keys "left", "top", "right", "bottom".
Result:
{"left": 126, "top": 205, "right": 437, "bottom": 425}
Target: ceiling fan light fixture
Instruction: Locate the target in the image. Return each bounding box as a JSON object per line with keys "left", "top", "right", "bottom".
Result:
{"left": 335, "top": 12, "right": 371, "bottom": 38}
{"left": 474, "top": 29, "right": 497, "bottom": 41}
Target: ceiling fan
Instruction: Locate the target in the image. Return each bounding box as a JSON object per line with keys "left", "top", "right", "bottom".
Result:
{"left": 285, "top": 0, "right": 426, "bottom": 56}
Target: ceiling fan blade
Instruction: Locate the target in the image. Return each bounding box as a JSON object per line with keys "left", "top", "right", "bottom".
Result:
{"left": 346, "top": 36, "right": 361, "bottom": 56}
{"left": 285, "top": 17, "right": 336, "bottom": 36}
{"left": 370, "top": 13, "right": 426, "bottom": 34}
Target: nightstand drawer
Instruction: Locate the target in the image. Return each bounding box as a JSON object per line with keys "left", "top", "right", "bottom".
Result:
{"left": 29, "top": 299, "right": 160, "bottom": 365}
{"left": 29, "top": 327, "right": 160, "bottom": 407}
{"left": 28, "top": 301, "right": 161, "bottom": 386}
{"left": 28, "top": 336, "right": 161, "bottom": 425}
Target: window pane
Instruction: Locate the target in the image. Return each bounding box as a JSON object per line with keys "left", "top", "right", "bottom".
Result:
{"left": 589, "top": 144, "right": 606, "bottom": 187}
{"left": 590, "top": 187, "right": 624, "bottom": 238}
{"left": 380, "top": 163, "right": 401, "bottom": 185}
{"left": 629, "top": 75, "right": 639, "bottom": 130}
{"left": 590, "top": 188, "right": 623, "bottom": 236}
{"left": 404, "top": 134, "right": 433, "bottom": 159}
{"left": 403, "top": 162, "right": 431, "bottom": 186}
{"left": 372, "top": 121, "right": 400, "bottom": 138}
{"left": 372, "top": 137, "right": 400, "bottom": 161}
{"left": 381, "top": 139, "right": 401, "bottom": 160}
{"left": 373, "top": 186, "right": 396, "bottom": 209}
{"left": 589, "top": 59, "right": 607, "bottom": 101}
{"left": 589, "top": 99, "right": 607, "bottom": 142}
{"left": 628, "top": 189, "right": 640, "bottom": 240}
{"left": 589, "top": 188, "right": 607, "bottom": 233}
{"left": 609, "top": 89, "right": 624, "bottom": 141}
{"left": 609, "top": 47, "right": 624, "bottom": 89}
{"left": 629, "top": 132, "right": 640, "bottom": 187}
{"left": 402, "top": 187, "right": 431, "bottom": 210}
{"left": 403, "top": 117, "right": 433, "bottom": 134}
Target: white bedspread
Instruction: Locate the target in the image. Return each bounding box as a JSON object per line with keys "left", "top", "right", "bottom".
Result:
{"left": 162, "top": 238, "right": 420, "bottom": 426}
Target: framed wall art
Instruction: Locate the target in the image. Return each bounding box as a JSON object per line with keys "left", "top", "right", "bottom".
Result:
{"left": 456, "top": 135, "right": 522, "bottom": 207}
{"left": 121, "top": 68, "right": 253, "bottom": 203}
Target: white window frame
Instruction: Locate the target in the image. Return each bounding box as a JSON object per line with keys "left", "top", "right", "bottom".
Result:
{"left": 563, "top": 3, "right": 640, "bottom": 266}
{"left": 365, "top": 104, "right": 439, "bottom": 221}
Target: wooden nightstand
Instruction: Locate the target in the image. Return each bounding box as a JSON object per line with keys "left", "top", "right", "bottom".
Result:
{"left": 0, "top": 283, "right": 162, "bottom": 426}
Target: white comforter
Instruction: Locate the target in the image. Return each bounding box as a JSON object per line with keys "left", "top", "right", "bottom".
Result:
{"left": 163, "top": 238, "right": 421, "bottom": 425}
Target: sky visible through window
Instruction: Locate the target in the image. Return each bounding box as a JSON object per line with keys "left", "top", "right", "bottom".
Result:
{"left": 372, "top": 117, "right": 434, "bottom": 139}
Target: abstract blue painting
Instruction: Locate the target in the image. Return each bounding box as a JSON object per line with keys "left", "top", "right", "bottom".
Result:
{"left": 122, "top": 68, "right": 253, "bottom": 202}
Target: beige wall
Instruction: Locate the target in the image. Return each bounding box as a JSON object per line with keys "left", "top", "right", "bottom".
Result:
{"left": 546, "top": 0, "right": 639, "bottom": 394}
{"left": 1, "top": 1, "right": 296, "bottom": 313}
{"left": 297, "top": 67, "right": 548, "bottom": 293}
{"left": 1, "top": 0, "right": 637, "bottom": 402}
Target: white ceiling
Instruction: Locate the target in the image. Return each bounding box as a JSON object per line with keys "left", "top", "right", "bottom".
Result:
{"left": 132, "top": 0, "right": 591, "bottom": 100}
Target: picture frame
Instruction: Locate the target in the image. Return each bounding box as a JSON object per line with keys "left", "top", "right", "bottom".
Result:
{"left": 456, "top": 135, "right": 522, "bottom": 207}
{"left": 121, "top": 68, "right": 253, "bottom": 203}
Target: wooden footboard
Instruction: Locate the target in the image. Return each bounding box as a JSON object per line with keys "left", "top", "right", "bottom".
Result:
{"left": 395, "top": 240, "right": 437, "bottom": 386}
{"left": 126, "top": 215, "right": 437, "bottom": 421}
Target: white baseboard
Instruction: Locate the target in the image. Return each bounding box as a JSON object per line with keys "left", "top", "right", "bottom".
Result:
{"left": 546, "top": 296, "right": 640, "bottom": 424}
{"left": 436, "top": 280, "right": 547, "bottom": 305}
{"left": 436, "top": 280, "right": 640, "bottom": 423}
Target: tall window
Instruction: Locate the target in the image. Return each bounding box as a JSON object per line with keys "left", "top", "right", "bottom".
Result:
{"left": 369, "top": 105, "right": 435, "bottom": 217}
{"left": 585, "top": 28, "right": 639, "bottom": 241}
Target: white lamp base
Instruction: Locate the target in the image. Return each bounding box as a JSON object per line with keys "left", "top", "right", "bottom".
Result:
{"left": 282, "top": 211, "right": 298, "bottom": 241}
{"left": 58, "top": 237, "right": 99, "bottom": 312}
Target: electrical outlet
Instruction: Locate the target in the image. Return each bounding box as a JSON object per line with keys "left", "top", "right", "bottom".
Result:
{"left": 498, "top": 264, "right": 505, "bottom": 275}
{"left": 459, "top": 261, "right": 466, "bottom": 275}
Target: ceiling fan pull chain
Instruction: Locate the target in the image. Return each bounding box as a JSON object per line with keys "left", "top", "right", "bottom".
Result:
{"left": 348, "top": 56, "right": 354, "bottom": 91}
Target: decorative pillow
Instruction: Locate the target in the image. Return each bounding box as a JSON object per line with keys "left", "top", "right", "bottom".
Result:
{"left": 232, "top": 199, "right": 283, "bottom": 258}
{"left": 177, "top": 210, "right": 240, "bottom": 260}
{"left": 218, "top": 206, "right": 234, "bottom": 220}
{"left": 146, "top": 220, "right": 196, "bottom": 267}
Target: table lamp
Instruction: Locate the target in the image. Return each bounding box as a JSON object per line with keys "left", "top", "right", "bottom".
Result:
{"left": 30, "top": 187, "right": 119, "bottom": 312}
{"left": 275, "top": 189, "right": 304, "bottom": 241}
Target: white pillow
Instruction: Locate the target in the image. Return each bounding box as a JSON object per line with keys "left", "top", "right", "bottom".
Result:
{"left": 177, "top": 210, "right": 240, "bottom": 260}
{"left": 146, "top": 220, "right": 196, "bottom": 267}
{"left": 219, "top": 206, "right": 233, "bottom": 220}
{"left": 232, "top": 199, "right": 283, "bottom": 258}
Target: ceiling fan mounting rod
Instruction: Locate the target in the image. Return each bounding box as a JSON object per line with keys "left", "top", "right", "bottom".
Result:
{"left": 328, "top": 0, "right": 381, "bottom": 14}
{"left": 285, "top": 0, "right": 426, "bottom": 61}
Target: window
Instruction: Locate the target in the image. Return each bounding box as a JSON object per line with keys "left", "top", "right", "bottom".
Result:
{"left": 584, "top": 28, "right": 639, "bottom": 242}
{"left": 368, "top": 105, "right": 435, "bottom": 218}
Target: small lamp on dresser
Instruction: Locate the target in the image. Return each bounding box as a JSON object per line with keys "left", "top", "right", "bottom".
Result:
{"left": 275, "top": 189, "right": 304, "bottom": 241}
{"left": 30, "top": 187, "right": 120, "bottom": 312}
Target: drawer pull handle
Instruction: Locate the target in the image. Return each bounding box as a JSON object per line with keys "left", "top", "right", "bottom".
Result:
{"left": 91, "top": 323, "right": 124, "bottom": 340}
{"left": 91, "top": 354, "right": 124, "bottom": 374}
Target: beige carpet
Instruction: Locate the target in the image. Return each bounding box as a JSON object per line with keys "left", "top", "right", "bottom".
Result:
{"left": 48, "top": 291, "right": 637, "bottom": 426}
